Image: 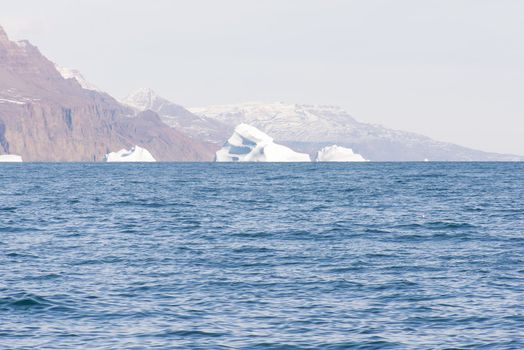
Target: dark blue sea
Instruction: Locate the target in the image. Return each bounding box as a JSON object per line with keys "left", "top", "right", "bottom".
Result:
{"left": 1, "top": 163, "right": 523, "bottom": 349}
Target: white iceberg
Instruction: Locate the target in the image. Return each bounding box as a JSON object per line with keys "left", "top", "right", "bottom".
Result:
{"left": 0, "top": 154, "right": 23, "bottom": 162}
{"left": 216, "top": 123, "right": 311, "bottom": 162}
{"left": 316, "top": 145, "right": 367, "bottom": 162}
{"left": 104, "top": 146, "right": 156, "bottom": 162}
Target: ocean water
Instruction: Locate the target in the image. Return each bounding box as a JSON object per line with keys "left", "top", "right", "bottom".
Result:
{"left": 1, "top": 163, "right": 523, "bottom": 349}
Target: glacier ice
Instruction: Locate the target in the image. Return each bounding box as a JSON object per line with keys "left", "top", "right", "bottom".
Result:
{"left": 104, "top": 146, "right": 156, "bottom": 162}
{"left": 216, "top": 123, "right": 311, "bottom": 162}
{"left": 0, "top": 154, "right": 23, "bottom": 162}
{"left": 316, "top": 145, "right": 367, "bottom": 162}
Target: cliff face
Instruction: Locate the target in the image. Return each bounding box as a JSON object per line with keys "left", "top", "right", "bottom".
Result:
{"left": 0, "top": 103, "right": 214, "bottom": 161}
{"left": 0, "top": 25, "right": 215, "bottom": 161}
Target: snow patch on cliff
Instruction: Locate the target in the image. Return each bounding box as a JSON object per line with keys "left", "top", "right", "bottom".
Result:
{"left": 0, "top": 154, "right": 23, "bottom": 162}
{"left": 216, "top": 123, "right": 310, "bottom": 162}
{"left": 104, "top": 146, "right": 156, "bottom": 162}
{"left": 316, "top": 145, "right": 367, "bottom": 162}
{"left": 0, "top": 98, "right": 25, "bottom": 105}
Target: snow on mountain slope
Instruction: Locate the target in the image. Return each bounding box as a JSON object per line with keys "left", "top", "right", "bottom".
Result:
{"left": 216, "top": 123, "right": 310, "bottom": 162}
{"left": 104, "top": 145, "right": 156, "bottom": 162}
{"left": 56, "top": 66, "right": 101, "bottom": 92}
{"left": 316, "top": 145, "right": 367, "bottom": 162}
{"left": 123, "top": 89, "right": 229, "bottom": 145}
{"left": 190, "top": 102, "right": 523, "bottom": 161}
{"left": 123, "top": 88, "right": 163, "bottom": 111}
{"left": 190, "top": 102, "right": 358, "bottom": 144}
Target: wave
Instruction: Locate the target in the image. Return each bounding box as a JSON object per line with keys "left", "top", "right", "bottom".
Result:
{"left": 393, "top": 221, "right": 477, "bottom": 230}
{"left": 0, "top": 293, "right": 72, "bottom": 313}
{"left": 0, "top": 206, "right": 17, "bottom": 212}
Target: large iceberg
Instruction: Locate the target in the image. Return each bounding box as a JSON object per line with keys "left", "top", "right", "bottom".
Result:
{"left": 104, "top": 146, "right": 156, "bottom": 162}
{"left": 316, "top": 145, "right": 367, "bottom": 162}
{"left": 0, "top": 154, "right": 23, "bottom": 162}
{"left": 216, "top": 123, "right": 311, "bottom": 162}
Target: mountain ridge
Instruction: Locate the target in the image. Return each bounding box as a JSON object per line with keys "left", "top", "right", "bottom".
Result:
{"left": 189, "top": 102, "right": 523, "bottom": 161}
{"left": 123, "top": 89, "right": 229, "bottom": 146}
{"left": 0, "top": 25, "right": 215, "bottom": 161}
{"left": 1, "top": 22, "right": 521, "bottom": 162}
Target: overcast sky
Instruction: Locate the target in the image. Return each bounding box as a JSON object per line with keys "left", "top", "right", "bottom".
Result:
{"left": 1, "top": 0, "right": 523, "bottom": 155}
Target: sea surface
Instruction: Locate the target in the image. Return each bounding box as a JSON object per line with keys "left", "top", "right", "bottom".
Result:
{"left": 1, "top": 163, "right": 523, "bottom": 349}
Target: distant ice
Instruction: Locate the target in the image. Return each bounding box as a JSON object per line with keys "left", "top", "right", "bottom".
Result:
{"left": 316, "top": 145, "right": 367, "bottom": 162}
{"left": 216, "top": 123, "right": 311, "bottom": 162}
{"left": 104, "top": 146, "right": 156, "bottom": 162}
{"left": 0, "top": 154, "right": 23, "bottom": 162}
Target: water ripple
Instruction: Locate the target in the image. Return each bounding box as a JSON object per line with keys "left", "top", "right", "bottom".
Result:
{"left": 0, "top": 162, "right": 523, "bottom": 349}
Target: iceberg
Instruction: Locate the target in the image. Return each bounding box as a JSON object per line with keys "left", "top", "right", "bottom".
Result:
{"left": 104, "top": 146, "right": 156, "bottom": 162}
{"left": 316, "top": 145, "right": 367, "bottom": 162}
{"left": 0, "top": 154, "right": 23, "bottom": 162}
{"left": 216, "top": 123, "right": 311, "bottom": 162}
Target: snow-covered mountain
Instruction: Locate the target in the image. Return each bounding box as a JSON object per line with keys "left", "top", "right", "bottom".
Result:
{"left": 123, "top": 89, "right": 229, "bottom": 145}
{"left": 216, "top": 123, "right": 310, "bottom": 162}
{"left": 56, "top": 66, "right": 101, "bottom": 92}
{"left": 190, "top": 102, "right": 523, "bottom": 161}
{"left": 191, "top": 102, "right": 360, "bottom": 143}
{"left": 123, "top": 88, "right": 167, "bottom": 111}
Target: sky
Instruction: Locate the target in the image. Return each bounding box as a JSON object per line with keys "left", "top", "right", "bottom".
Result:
{"left": 1, "top": 0, "right": 523, "bottom": 155}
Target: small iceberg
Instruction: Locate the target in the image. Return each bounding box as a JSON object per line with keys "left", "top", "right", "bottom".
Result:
{"left": 0, "top": 154, "right": 23, "bottom": 162}
{"left": 104, "top": 146, "right": 156, "bottom": 162}
{"left": 216, "top": 123, "right": 311, "bottom": 162}
{"left": 316, "top": 145, "right": 367, "bottom": 162}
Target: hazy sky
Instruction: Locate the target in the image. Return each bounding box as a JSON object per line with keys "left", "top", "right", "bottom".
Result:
{"left": 1, "top": 0, "right": 523, "bottom": 155}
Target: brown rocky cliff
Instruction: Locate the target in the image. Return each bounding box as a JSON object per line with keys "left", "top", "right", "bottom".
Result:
{"left": 0, "top": 25, "right": 215, "bottom": 161}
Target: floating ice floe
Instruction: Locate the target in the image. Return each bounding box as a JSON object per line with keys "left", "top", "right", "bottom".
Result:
{"left": 0, "top": 154, "right": 23, "bottom": 162}
{"left": 216, "top": 123, "right": 311, "bottom": 162}
{"left": 104, "top": 146, "right": 156, "bottom": 162}
{"left": 316, "top": 145, "right": 367, "bottom": 162}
